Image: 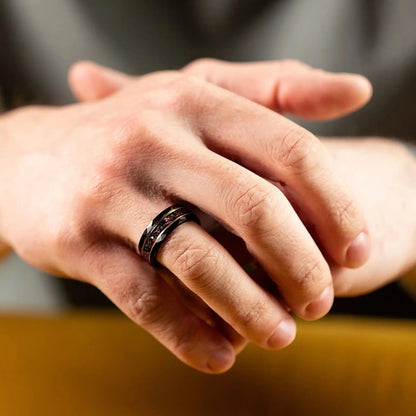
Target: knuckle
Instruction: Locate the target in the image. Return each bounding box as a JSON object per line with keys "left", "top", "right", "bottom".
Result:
{"left": 170, "top": 241, "right": 217, "bottom": 286}
{"left": 82, "top": 166, "right": 122, "bottom": 207}
{"left": 72, "top": 156, "right": 127, "bottom": 221}
{"left": 239, "top": 301, "right": 279, "bottom": 346}
{"left": 106, "top": 115, "right": 157, "bottom": 165}
{"left": 77, "top": 120, "right": 139, "bottom": 187}
{"left": 51, "top": 222, "right": 78, "bottom": 255}
{"left": 129, "top": 289, "right": 164, "bottom": 327}
{"left": 47, "top": 221, "right": 90, "bottom": 274}
{"left": 240, "top": 301, "right": 268, "bottom": 330}
{"left": 277, "top": 127, "right": 320, "bottom": 174}
{"left": 170, "top": 322, "right": 201, "bottom": 359}
{"left": 335, "top": 196, "right": 360, "bottom": 230}
{"left": 50, "top": 209, "right": 91, "bottom": 257}
{"left": 82, "top": 121, "right": 167, "bottom": 199}
{"left": 156, "top": 74, "right": 201, "bottom": 112}
{"left": 183, "top": 57, "right": 219, "bottom": 74}
{"left": 279, "top": 59, "right": 308, "bottom": 71}
{"left": 294, "top": 258, "right": 328, "bottom": 294}
{"left": 230, "top": 182, "right": 277, "bottom": 234}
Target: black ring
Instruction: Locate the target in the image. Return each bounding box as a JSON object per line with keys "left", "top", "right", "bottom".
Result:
{"left": 137, "top": 205, "right": 200, "bottom": 267}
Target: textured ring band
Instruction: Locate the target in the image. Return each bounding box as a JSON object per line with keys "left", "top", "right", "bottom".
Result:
{"left": 137, "top": 205, "right": 200, "bottom": 267}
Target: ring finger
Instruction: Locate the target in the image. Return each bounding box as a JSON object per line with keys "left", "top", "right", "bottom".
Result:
{"left": 104, "top": 198, "right": 297, "bottom": 351}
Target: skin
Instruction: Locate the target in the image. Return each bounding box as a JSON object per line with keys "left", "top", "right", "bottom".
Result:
{"left": 77, "top": 60, "right": 416, "bottom": 291}
{"left": 0, "top": 59, "right": 375, "bottom": 373}
{"left": 325, "top": 138, "right": 416, "bottom": 295}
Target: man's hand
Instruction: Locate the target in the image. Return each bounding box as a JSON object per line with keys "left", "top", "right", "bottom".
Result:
{"left": 0, "top": 59, "right": 370, "bottom": 373}
{"left": 69, "top": 59, "right": 372, "bottom": 268}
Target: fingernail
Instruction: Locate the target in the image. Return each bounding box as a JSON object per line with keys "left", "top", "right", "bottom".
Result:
{"left": 345, "top": 232, "right": 371, "bottom": 268}
{"left": 207, "top": 346, "right": 234, "bottom": 373}
{"left": 305, "top": 285, "right": 334, "bottom": 319}
{"left": 267, "top": 318, "right": 296, "bottom": 349}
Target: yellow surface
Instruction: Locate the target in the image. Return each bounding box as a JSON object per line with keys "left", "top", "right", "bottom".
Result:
{"left": 0, "top": 312, "right": 415, "bottom": 416}
{"left": 0, "top": 243, "right": 10, "bottom": 260}
{"left": 400, "top": 268, "right": 416, "bottom": 300}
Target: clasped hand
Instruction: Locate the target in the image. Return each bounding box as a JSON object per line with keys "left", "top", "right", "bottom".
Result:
{"left": 0, "top": 59, "right": 374, "bottom": 372}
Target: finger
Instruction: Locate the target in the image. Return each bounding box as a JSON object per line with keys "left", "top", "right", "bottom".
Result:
{"left": 158, "top": 267, "right": 248, "bottom": 354}
{"left": 183, "top": 58, "right": 372, "bottom": 120}
{"left": 69, "top": 59, "right": 372, "bottom": 120}
{"left": 150, "top": 148, "right": 335, "bottom": 320}
{"left": 96, "top": 97, "right": 337, "bottom": 319}
{"left": 68, "top": 61, "right": 131, "bottom": 102}
{"left": 179, "top": 80, "right": 370, "bottom": 269}
{"left": 80, "top": 242, "right": 237, "bottom": 374}
{"left": 105, "top": 201, "right": 297, "bottom": 349}
{"left": 103, "top": 136, "right": 332, "bottom": 322}
{"left": 158, "top": 222, "right": 297, "bottom": 349}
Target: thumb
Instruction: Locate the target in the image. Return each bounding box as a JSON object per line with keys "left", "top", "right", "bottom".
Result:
{"left": 68, "top": 61, "right": 131, "bottom": 102}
